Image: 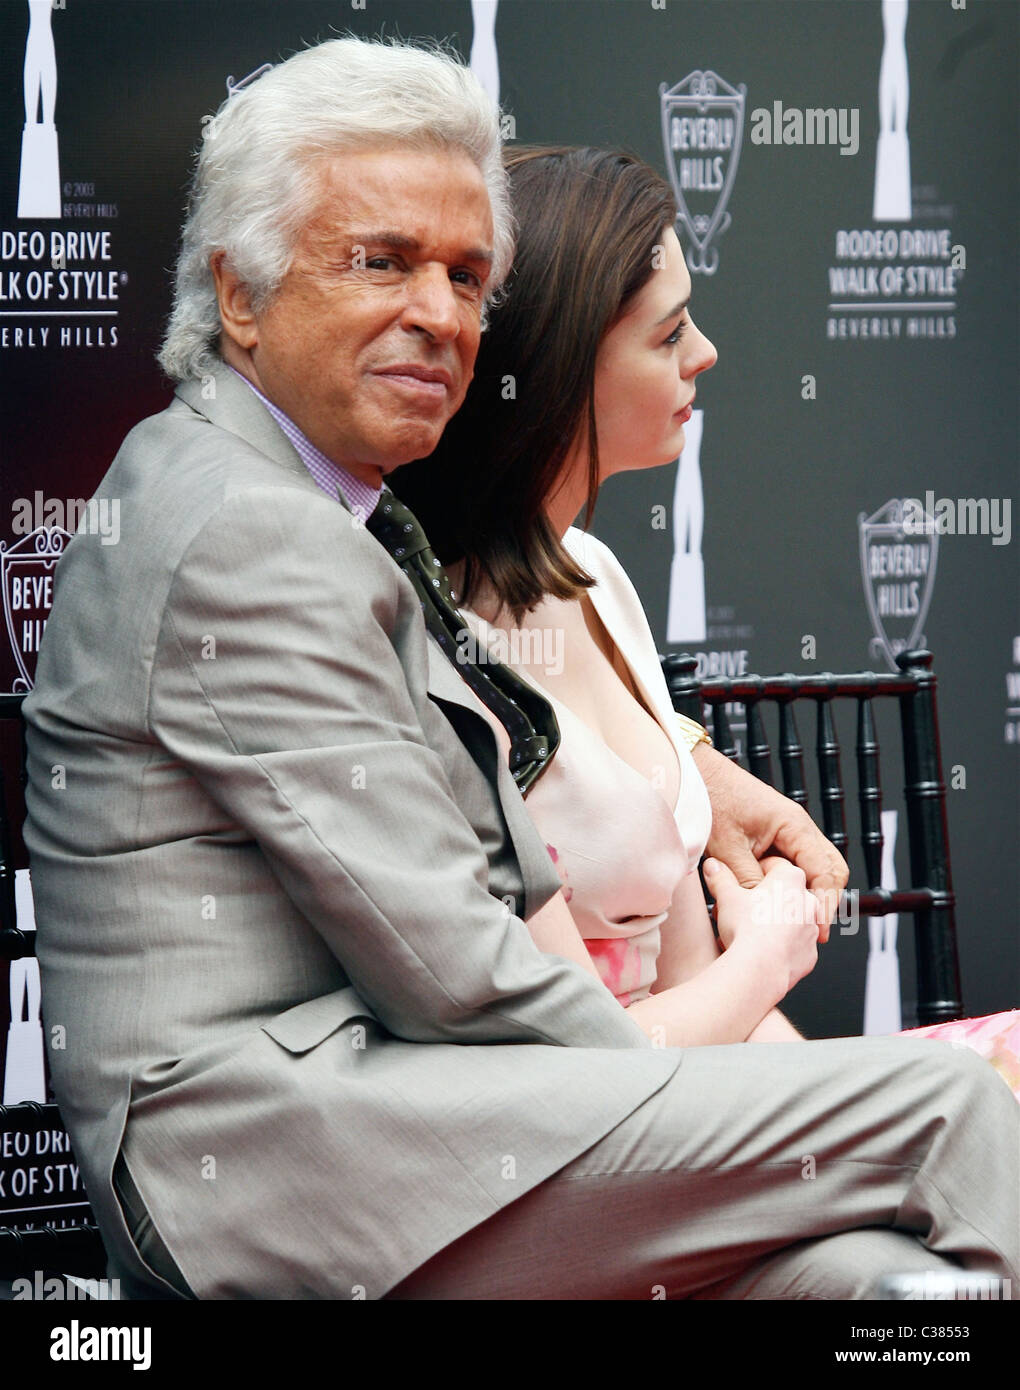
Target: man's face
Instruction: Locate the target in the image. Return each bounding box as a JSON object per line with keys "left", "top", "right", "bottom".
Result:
{"left": 234, "top": 146, "right": 495, "bottom": 482}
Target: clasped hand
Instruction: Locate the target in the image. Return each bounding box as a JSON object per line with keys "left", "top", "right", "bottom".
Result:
{"left": 705, "top": 855, "right": 826, "bottom": 995}
{"left": 692, "top": 743, "right": 849, "bottom": 947}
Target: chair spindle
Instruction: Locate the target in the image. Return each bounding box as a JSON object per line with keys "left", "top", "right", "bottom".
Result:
{"left": 778, "top": 699, "right": 808, "bottom": 808}
{"left": 856, "top": 695, "right": 884, "bottom": 889}
{"left": 745, "top": 698, "right": 773, "bottom": 786}
{"left": 815, "top": 696, "right": 848, "bottom": 855}
{"left": 896, "top": 650, "right": 960, "bottom": 1025}
{"left": 711, "top": 700, "right": 739, "bottom": 762}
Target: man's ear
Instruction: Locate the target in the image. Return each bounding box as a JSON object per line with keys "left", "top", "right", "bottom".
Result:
{"left": 210, "top": 250, "right": 258, "bottom": 351}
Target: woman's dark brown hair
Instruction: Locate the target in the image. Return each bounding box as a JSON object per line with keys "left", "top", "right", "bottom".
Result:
{"left": 389, "top": 145, "right": 678, "bottom": 621}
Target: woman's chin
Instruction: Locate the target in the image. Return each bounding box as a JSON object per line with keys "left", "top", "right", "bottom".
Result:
{"left": 650, "top": 439, "right": 686, "bottom": 467}
{"left": 666, "top": 425, "right": 686, "bottom": 459}
{"left": 602, "top": 440, "right": 686, "bottom": 476}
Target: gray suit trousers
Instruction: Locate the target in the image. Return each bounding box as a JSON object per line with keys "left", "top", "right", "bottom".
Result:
{"left": 385, "top": 1036, "right": 1020, "bottom": 1300}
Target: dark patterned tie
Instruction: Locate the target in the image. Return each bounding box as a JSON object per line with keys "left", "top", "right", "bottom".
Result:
{"left": 365, "top": 489, "right": 559, "bottom": 795}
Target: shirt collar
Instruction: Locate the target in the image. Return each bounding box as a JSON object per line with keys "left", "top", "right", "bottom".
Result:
{"left": 228, "top": 366, "right": 381, "bottom": 522}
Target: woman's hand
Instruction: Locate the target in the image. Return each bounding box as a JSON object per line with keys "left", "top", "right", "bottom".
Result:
{"left": 692, "top": 744, "right": 849, "bottom": 944}
{"left": 704, "top": 855, "right": 822, "bottom": 997}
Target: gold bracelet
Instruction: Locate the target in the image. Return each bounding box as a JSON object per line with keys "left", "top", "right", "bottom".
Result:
{"left": 674, "top": 713, "right": 712, "bottom": 752}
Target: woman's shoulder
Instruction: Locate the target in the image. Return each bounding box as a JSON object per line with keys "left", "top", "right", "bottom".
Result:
{"left": 561, "top": 525, "right": 668, "bottom": 688}
{"left": 561, "top": 525, "right": 711, "bottom": 833}
{"left": 563, "top": 525, "right": 633, "bottom": 586}
{"left": 562, "top": 526, "right": 651, "bottom": 624}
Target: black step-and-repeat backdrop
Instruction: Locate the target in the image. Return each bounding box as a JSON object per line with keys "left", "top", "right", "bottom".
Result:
{"left": 1, "top": 0, "right": 1016, "bottom": 1130}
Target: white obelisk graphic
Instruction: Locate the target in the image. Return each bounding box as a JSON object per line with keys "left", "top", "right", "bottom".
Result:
{"left": 470, "top": 0, "right": 499, "bottom": 107}
{"left": 18, "top": 0, "right": 61, "bottom": 219}
{"left": 3, "top": 871, "right": 46, "bottom": 1103}
{"left": 863, "top": 810, "right": 903, "bottom": 1034}
{"left": 666, "top": 408, "right": 706, "bottom": 644}
{"left": 873, "top": 0, "right": 911, "bottom": 221}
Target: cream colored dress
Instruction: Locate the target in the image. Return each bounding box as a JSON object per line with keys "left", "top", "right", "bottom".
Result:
{"left": 461, "top": 527, "right": 712, "bottom": 1006}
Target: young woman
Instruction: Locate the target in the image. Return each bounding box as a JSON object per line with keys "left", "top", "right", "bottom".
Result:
{"left": 391, "top": 146, "right": 1019, "bottom": 1084}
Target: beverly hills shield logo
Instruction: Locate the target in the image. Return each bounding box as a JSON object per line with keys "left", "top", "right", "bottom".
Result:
{"left": 859, "top": 498, "right": 938, "bottom": 672}
{"left": 660, "top": 70, "right": 746, "bottom": 275}
{"left": 1, "top": 526, "right": 68, "bottom": 693}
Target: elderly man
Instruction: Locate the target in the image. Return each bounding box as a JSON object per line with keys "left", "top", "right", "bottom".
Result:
{"left": 23, "top": 38, "right": 1018, "bottom": 1301}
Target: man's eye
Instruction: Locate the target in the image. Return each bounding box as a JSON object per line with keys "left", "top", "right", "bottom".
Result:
{"left": 365, "top": 256, "right": 396, "bottom": 271}
{"left": 450, "top": 269, "right": 483, "bottom": 290}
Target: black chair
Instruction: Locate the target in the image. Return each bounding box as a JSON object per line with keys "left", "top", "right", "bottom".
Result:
{"left": 660, "top": 648, "right": 962, "bottom": 1028}
{"left": 0, "top": 692, "right": 107, "bottom": 1283}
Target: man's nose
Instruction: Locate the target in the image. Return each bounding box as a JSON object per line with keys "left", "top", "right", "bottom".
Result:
{"left": 401, "top": 266, "right": 461, "bottom": 342}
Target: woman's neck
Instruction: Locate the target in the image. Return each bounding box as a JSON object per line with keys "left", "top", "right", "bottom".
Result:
{"left": 544, "top": 448, "right": 589, "bottom": 541}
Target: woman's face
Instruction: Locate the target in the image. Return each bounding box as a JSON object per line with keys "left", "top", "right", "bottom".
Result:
{"left": 591, "top": 226, "right": 716, "bottom": 479}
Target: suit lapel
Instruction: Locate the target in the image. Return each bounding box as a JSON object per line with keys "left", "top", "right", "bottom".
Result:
{"left": 175, "top": 365, "right": 321, "bottom": 495}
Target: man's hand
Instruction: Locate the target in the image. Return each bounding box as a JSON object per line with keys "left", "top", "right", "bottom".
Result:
{"left": 692, "top": 743, "right": 849, "bottom": 944}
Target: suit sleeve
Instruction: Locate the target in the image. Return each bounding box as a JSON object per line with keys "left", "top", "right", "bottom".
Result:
{"left": 148, "top": 486, "right": 652, "bottom": 1050}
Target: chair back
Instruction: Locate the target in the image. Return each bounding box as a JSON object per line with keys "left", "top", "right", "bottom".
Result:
{"left": 661, "top": 648, "right": 961, "bottom": 1027}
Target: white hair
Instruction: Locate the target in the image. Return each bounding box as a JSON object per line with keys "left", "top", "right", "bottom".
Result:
{"left": 157, "top": 36, "right": 512, "bottom": 381}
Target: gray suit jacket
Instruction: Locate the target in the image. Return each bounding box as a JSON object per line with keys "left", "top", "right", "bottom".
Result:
{"left": 22, "top": 363, "right": 681, "bottom": 1299}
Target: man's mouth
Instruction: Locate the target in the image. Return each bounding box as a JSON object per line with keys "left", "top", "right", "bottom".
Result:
{"left": 373, "top": 364, "right": 453, "bottom": 400}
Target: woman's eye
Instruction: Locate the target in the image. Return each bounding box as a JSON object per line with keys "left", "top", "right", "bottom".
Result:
{"left": 665, "top": 319, "right": 688, "bottom": 345}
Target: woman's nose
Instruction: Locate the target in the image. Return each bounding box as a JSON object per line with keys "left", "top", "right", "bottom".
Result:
{"left": 684, "top": 321, "right": 717, "bottom": 377}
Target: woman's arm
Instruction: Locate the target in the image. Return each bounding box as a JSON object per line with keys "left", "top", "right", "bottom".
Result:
{"left": 524, "top": 888, "right": 605, "bottom": 982}
{"left": 650, "top": 872, "right": 720, "bottom": 986}
{"left": 525, "top": 863, "right": 816, "bottom": 1047}
{"left": 746, "top": 1010, "right": 804, "bottom": 1042}
{"left": 527, "top": 886, "right": 790, "bottom": 1047}
{"left": 651, "top": 873, "right": 805, "bottom": 1041}
{"left": 628, "top": 858, "right": 819, "bottom": 1046}
{"left": 626, "top": 933, "right": 793, "bottom": 1047}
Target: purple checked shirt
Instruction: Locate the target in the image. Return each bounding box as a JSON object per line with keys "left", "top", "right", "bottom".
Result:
{"left": 230, "top": 367, "right": 381, "bottom": 522}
